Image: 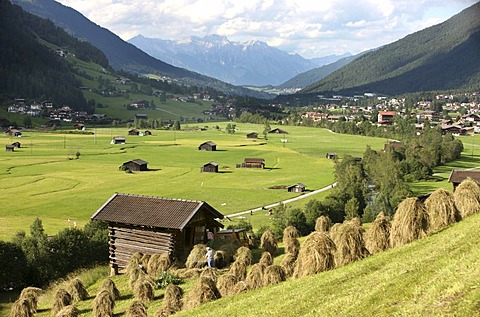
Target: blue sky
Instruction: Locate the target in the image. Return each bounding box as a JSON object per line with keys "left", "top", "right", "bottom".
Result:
{"left": 56, "top": 0, "right": 478, "bottom": 58}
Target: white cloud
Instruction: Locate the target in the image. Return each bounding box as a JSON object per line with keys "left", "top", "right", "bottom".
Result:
{"left": 56, "top": 0, "right": 478, "bottom": 58}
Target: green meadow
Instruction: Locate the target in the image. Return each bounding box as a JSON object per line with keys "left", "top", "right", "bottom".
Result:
{"left": 0, "top": 123, "right": 387, "bottom": 240}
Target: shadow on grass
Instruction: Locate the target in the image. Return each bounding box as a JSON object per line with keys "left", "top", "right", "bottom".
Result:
{"left": 119, "top": 293, "right": 133, "bottom": 301}
{"left": 218, "top": 171, "right": 233, "bottom": 174}
{"left": 146, "top": 168, "right": 162, "bottom": 172}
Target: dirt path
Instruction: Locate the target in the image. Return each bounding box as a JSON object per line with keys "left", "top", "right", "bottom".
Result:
{"left": 224, "top": 182, "right": 337, "bottom": 218}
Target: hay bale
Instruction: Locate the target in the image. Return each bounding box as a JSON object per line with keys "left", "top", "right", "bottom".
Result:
{"left": 258, "top": 251, "right": 273, "bottom": 266}
{"left": 126, "top": 300, "right": 147, "bottom": 317}
{"left": 19, "top": 287, "right": 42, "bottom": 314}
{"left": 92, "top": 289, "right": 114, "bottom": 317}
{"left": 229, "top": 261, "right": 247, "bottom": 281}
{"left": 185, "top": 244, "right": 207, "bottom": 269}
{"left": 217, "top": 274, "right": 238, "bottom": 297}
{"left": 133, "top": 277, "right": 155, "bottom": 302}
{"left": 68, "top": 278, "right": 89, "bottom": 302}
{"left": 390, "top": 197, "right": 428, "bottom": 248}
{"left": 425, "top": 188, "right": 458, "bottom": 234}
{"left": 365, "top": 212, "right": 391, "bottom": 254}
{"left": 55, "top": 305, "right": 79, "bottom": 317}
{"left": 263, "top": 265, "right": 286, "bottom": 286}
{"left": 100, "top": 278, "right": 120, "bottom": 300}
{"left": 245, "top": 263, "right": 265, "bottom": 290}
{"left": 233, "top": 246, "right": 253, "bottom": 266}
{"left": 293, "top": 232, "right": 336, "bottom": 278}
{"left": 147, "top": 253, "right": 171, "bottom": 276}
{"left": 9, "top": 298, "right": 32, "bottom": 317}
{"left": 453, "top": 177, "right": 480, "bottom": 219}
{"left": 284, "top": 237, "right": 300, "bottom": 256}
{"left": 232, "top": 281, "right": 249, "bottom": 294}
{"left": 156, "top": 284, "right": 183, "bottom": 316}
{"left": 260, "top": 229, "right": 278, "bottom": 256}
{"left": 51, "top": 288, "right": 72, "bottom": 317}
{"left": 315, "top": 216, "right": 331, "bottom": 233}
{"left": 333, "top": 219, "right": 369, "bottom": 267}
{"left": 283, "top": 226, "right": 299, "bottom": 240}
{"left": 184, "top": 277, "right": 221, "bottom": 309}
{"left": 280, "top": 252, "right": 297, "bottom": 278}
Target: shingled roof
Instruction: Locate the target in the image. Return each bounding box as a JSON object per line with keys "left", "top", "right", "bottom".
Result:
{"left": 448, "top": 170, "right": 480, "bottom": 184}
{"left": 91, "top": 193, "right": 223, "bottom": 230}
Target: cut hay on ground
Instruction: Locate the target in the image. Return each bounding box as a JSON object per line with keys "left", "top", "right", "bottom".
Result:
{"left": 280, "top": 252, "right": 298, "bottom": 278}
{"left": 133, "top": 277, "right": 155, "bottom": 302}
{"left": 259, "top": 251, "right": 273, "bottom": 266}
{"left": 260, "top": 229, "right": 278, "bottom": 256}
{"left": 92, "top": 289, "right": 115, "bottom": 317}
{"left": 229, "top": 261, "right": 247, "bottom": 281}
{"left": 454, "top": 177, "right": 480, "bottom": 219}
{"left": 284, "top": 237, "right": 300, "bottom": 256}
{"left": 147, "top": 253, "right": 171, "bottom": 276}
{"left": 51, "top": 288, "right": 72, "bottom": 317}
{"left": 68, "top": 278, "right": 88, "bottom": 302}
{"left": 293, "top": 231, "right": 336, "bottom": 278}
{"left": 233, "top": 246, "right": 253, "bottom": 266}
{"left": 185, "top": 244, "right": 207, "bottom": 269}
{"left": 333, "top": 219, "right": 369, "bottom": 267}
{"left": 184, "top": 277, "right": 221, "bottom": 309}
{"left": 173, "top": 268, "right": 202, "bottom": 280}
{"left": 365, "top": 212, "right": 391, "bottom": 254}
{"left": 315, "top": 216, "right": 331, "bottom": 233}
{"left": 425, "top": 188, "right": 459, "bottom": 234}
{"left": 245, "top": 263, "right": 266, "bottom": 290}
{"left": 126, "top": 300, "right": 147, "bottom": 317}
{"left": 55, "top": 305, "right": 79, "bottom": 317}
{"left": 233, "top": 281, "right": 249, "bottom": 294}
{"left": 100, "top": 278, "right": 120, "bottom": 300}
{"left": 390, "top": 197, "right": 428, "bottom": 248}
{"left": 18, "top": 287, "right": 42, "bottom": 314}
{"left": 9, "top": 298, "right": 32, "bottom": 317}
{"left": 156, "top": 284, "right": 183, "bottom": 316}
{"left": 263, "top": 265, "right": 286, "bottom": 286}
{"left": 283, "top": 226, "right": 299, "bottom": 240}
{"left": 217, "top": 273, "right": 238, "bottom": 297}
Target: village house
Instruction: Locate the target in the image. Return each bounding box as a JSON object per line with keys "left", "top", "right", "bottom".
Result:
{"left": 120, "top": 159, "right": 148, "bottom": 172}
{"left": 201, "top": 161, "right": 219, "bottom": 173}
{"left": 91, "top": 193, "right": 224, "bottom": 272}
{"left": 377, "top": 111, "right": 396, "bottom": 126}
{"left": 130, "top": 100, "right": 149, "bottom": 109}
{"left": 448, "top": 169, "right": 480, "bottom": 191}
{"left": 383, "top": 141, "right": 404, "bottom": 151}
{"left": 237, "top": 158, "right": 265, "bottom": 169}
{"left": 198, "top": 141, "right": 217, "bottom": 151}
{"left": 135, "top": 114, "right": 148, "bottom": 120}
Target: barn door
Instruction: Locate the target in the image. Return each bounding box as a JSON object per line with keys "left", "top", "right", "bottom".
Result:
{"left": 193, "top": 225, "right": 205, "bottom": 245}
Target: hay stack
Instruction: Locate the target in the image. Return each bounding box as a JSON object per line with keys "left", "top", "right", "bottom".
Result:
{"left": 100, "top": 278, "right": 120, "bottom": 300}
{"left": 283, "top": 226, "right": 299, "bottom": 240}
{"left": 9, "top": 298, "right": 32, "bottom": 317}
{"left": 453, "top": 177, "right": 480, "bottom": 219}
{"left": 218, "top": 242, "right": 239, "bottom": 264}
{"left": 260, "top": 229, "right": 278, "bottom": 256}
{"left": 293, "top": 231, "right": 336, "bottom": 278}
{"left": 365, "top": 212, "right": 391, "bottom": 254}
{"left": 133, "top": 277, "right": 155, "bottom": 302}
{"left": 213, "top": 250, "right": 227, "bottom": 269}
{"left": 184, "top": 277, "right": 221, "bottom": 309}
{"left": 328, "top": 223, "right": 342, "bottom": 241}
{"left": 390, "top": 197, "right": 428, "bottom": 248}
{"left": 92, "top": 289, "right": 115, "bottom": 317}
{"left": 229, "top": 261, "right": 247, "bottom": 281}
{"left": 284, "top": 237, "right": 300, "bottom": 256}
{"left": 425, "top": 188, "right": 459, "bottom": 233}
{"left": 174, "top": 268, "right": 202, "bottom": 280}
{"left": 232, "top": 281, "right": 249, "bottom": 294}
{"left": 333, "top": 219, "right": 369, "bottom": 267}
{"left": 280, "top": 252, "right": 297, "bottom": 278}
{"left": 140, "top": 254, "right": 151, "bottom": 267}
{"left": 126, "top": 300, "right": 147, "bottom": 317}
{"left": 217, "top": 274, "right": 238, "bottom": 297}
{"left": 126, "top": 253, "right": 142, "bottom": 275}
{"left": 147, "top": 253, "right": 171, "bottom": 276}
{"left": 245, "top": 263, "right": 265, "bottom": 290}
{"left": 18, "top": 287, "right": 42, "bottom": 314}
{"left": 315, "top": 216, "right": 331, "bottom": 233}
{"left": 55, "top": 305, "right": 79, "bottom": 317}
{"left": 128, "top": 265, "right": 147, "bottom": 289}
{"left": 263, "top": 265, "right": 286, "bottom": 286}
{"left": 51, "top": 288, "right": 72, "bottom": 317}
{"left": 68, "top": 278, "right": 89, "bottom": 302}
{"left": 156, "top": 284, "right": 183, "bottom": 316}
{"left": 233, "top": 246, "right": 253, "bottom": 266}
{"left": 185, "top": 244, "right": 207, "bottom": 269}
{"left": 199, "top": 267, "right": 218, "bottom": 283}
{"left": 258, "top": 251, "right": 273, "bottom": 266}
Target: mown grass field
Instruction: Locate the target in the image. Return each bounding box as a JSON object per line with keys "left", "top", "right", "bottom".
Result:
{"left": 0, "top": 123, "right": 388, "bottom": 241}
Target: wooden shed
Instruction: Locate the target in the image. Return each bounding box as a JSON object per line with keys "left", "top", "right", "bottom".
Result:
{"left": 74, "top": 123, "right": 85, "bottom": 130}
{"left": 287, "top": 183, "right": 306, "bottom": 193}
{"left": 246, "top": 132, "right": 258, "bottom": 139}
{"left": 11, "top": 142, "right": 21, "bottom": 148}
{"left": 112, "top": 136, "right": 126, "bottom": 144}
{"left": 120, "top": 159, "right": 148, "bottom": 172}
{"left": 144, "top": 130, "right": 152, "bottom": 136}
{"left": 237, "top": 158, "right": 265, "bottom": 169}
{"left": 268, "top": 128, "right": 288, "bottom": 134}
{"left": 201, "top": 161, "right": 219, "bottom": 173}
{"left": 326, "top": 152, "right": 338, "bottom": 160}
{"left": 91, "top": 193, "right": 224, "bottom": 272}
{"left": 198, "top": 141, "right": 217, "bottom": 151}
{"left": 128, "top": 129, "right": 140, "bottom": 136}
{"left": 448, "top": 169, "right": 480, "bottom": 191}
{"left": 5, "top": 129, "right": 22, "bottom": 137}
{"left": 5, "top": 145, "right": 14, "bottom": 152}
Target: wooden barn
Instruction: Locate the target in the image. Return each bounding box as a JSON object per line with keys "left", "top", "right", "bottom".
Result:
{"left": 246, "top": 132, "right": 258, "bottom": 139}
{"left": 5, "top": 129, "right": 22, "bottom": 137}
{"left": 287, "top": 183, "right": 306, "bottom": 193}
{"left": 448, "top": 169, "right": 480, "bottom": 191}
{"left": 326, "top": 152, "right": 338, "bottom": 160}
{"left": 144, "top": 130, "right": 152, "bottom": 136}
{"left": 74, "top": 123, "right": 85, "bottom": 130}
{"left": 5, "top": 145, "right": 14, "bottom": 152}
{"left": 268, "top": 128, "right": 288, "bottom": 134}
{"left": 128, "top": 129, "right": 140, "bottom": 136}
{"left": 112, "top": 136, "right": 126, "bottom": 144}
{"left": 120, "top": 159, "right": 148, "bottom": 172}
{"left": 201, "top": 161, "right": 219, "bottom": 173}
{"left": 91, "top": 193, "right": 224, "bottom": 273}
{"left": 11, "top": 142, "right": 21, "bottom": 148}
{"left": 237, "top": 158, "right": 265, "bottom": 169}
{"left": 198, "top": 141, "right": 217, "bottom": 151}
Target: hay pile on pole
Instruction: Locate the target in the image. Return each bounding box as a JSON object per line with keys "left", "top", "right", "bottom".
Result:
{"left": 365, "top": 212, "right": 391, "bottom": 254}
{"left": 284, "top": 237, "right": 300, "bottom": 256}
{"left": 100, "top": 278, "right": 120, "bottom": 300}
{"left": 67, "top": 278, "right": 89, "bottom": 302}
{"left": 258, "top": 251, "right": 273, "bottom": 266}
{"left": 133, "top": 276, "right": 155, "bottom": 302}
{"left": 184, "top": 277, "right": 221, "bottom": 309}
{"left": 263, "top": 265, "right": 286, "bottom": 286}
{"left": 454, "top": 177, "right": 480, "bottom": 219}
{"left": 425, "top": 188, "right": 459, "bottom": 234}
{"left": 233, "top": 246, "right": 253, "bottom": 266}
{"left": 280, "top": 253, "right": 297, "bottom": 278}
{"left": 140, "top": 254, "right": 151, "bottom": 268}
{"left": 18, "top": 287, "right": 42, "bottom": 315}
{"left": 390, "top": 197, "right": 428, "bottom": 248}
{"left": 9, "top": 298, "right": 32, "bottom": 317}
{"left": 218, "top": 242, "right": 239, "bottom": 264}
{"left": 185, "top": 244, "right": 207, "bottom": 269}
{"left": 233, "top": 281, "right": 249, "bottom": 294}
{"left": 333, "top": 218, "right": 369, "bottom": 267}
{"left": 217, "top": 274, "right": 238, "bottom": 297}
{"left": 92, "top": 289, "right": 115, "bottom": 317}
{"left": 245, "top": 263, "right": 266, "bottom": 290}
{"left": 293, "top": 231, "right": 336, "bottom": 278}
{"left": 128, "top": 265, "right": 147, "bottom": 289}
{"left": 315, "top": 216, "right": 331, "bottom": 233}
{"left": 51, "top": 288, "right": 72, "bottom": 317}
{"left": 199, "top": 268, "right": 218, "bottom": 283}
{"left": 229, "top": 261, "right": 247, "bottom": 281}
{"left": 126, "top": 300, "right": 147, "bottom": 317}
{"left": 147, "top": 253, "right": 171, "bottom": 276}
{"left": 260, "top": 229, "right": 278, "bottom": 256}
{"left": 55, "top": 305, "right": 79, "bottom": 317}
{"left": 213, "top": 250, "right": 227, "bottom": 269}
{"left": 156, "top": 284, "right": 183, "bottom": 316}
{"left": 283, "top": 226, "right": 299, "bottom": 240}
